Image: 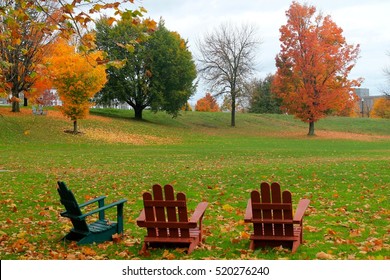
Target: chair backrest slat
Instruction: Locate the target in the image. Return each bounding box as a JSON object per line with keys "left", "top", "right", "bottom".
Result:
{"left": 143, "top": 192, "right": 157, "bottom": 237}
{"left": 57, "top": 182, "right": 89, "bottom": 233}
{"left": 164, "top": 185, "right": 179, "bottom": 238}
{"left": 152, "top": 184, "right": 168, "bottom": 237}
{"left": 250, "top": 182, "right": 294, "bottom": 237}
{"left": 177, "top": 192, "right": 189, "bottom": 238}
{"left": 251, "top": 190, "right": 263, "bottom": 236}
{"left": 260, "top": 182, "right": 273, "bottom": 236}
{"left": 271, "top": 182, "right": 283, "bottom": 236}
{"left": 282, "top": 190, "right": 293, "bottom": 236}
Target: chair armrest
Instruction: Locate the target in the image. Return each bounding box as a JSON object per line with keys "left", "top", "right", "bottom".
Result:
{"left": 189, "top": 202, "right": 208, "bottom": 224}
{"left": 136, "top": 209, "right": 146, "bottom": 227}
{"left": 244, "top": 199, "right": 252, "bottom": 223}
{"left": 78, "top": 199, "right": 127, "bottom": 220}
{"left": 79, "top": 196, "right": 106, "bottom": 208}
{"left": 60, "top": 196, "right": 107, "bottom": 219}
{"left": 293, "top": 199, "right": 310, "bottom": 223}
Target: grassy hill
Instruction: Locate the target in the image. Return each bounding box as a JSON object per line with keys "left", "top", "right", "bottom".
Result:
{"left": 0, "top": 106, "right": 389, "bottom": 260}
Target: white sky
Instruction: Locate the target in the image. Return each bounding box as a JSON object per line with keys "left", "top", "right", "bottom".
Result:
{"left": 132, "top": 0, "right": 390, "bottom": 101}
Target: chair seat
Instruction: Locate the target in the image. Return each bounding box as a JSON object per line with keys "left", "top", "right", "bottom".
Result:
{"left": 144, "top": 228, "right": 200, "bottom": 243}
{"left": 88, "top": 220, "right": 117, "bottom": 233}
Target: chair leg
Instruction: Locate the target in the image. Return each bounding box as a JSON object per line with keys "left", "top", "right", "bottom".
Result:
{"left": 188, "top": 241, "right": 197, "bottom": 254}
{"left": 291, "top": 240, "right": 300, "bottom": 253}
{"left": 140, "top": 242, "right": 148, "bottom": 254}
{"left": 249, "top": 240, "right": 255, "bottom": 251}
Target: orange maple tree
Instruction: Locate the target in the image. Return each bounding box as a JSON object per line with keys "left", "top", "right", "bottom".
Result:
{"left": 372, "top": 97, "right": 390, "bottom": 119}
{"left": 272, "top": 2, "right": 362, "bottom": 135}
{"left": 195, "top": 93, "right": 220, "bottom": 112}
{"left": 46, "top": 38, "right": 107, "bottom": 133}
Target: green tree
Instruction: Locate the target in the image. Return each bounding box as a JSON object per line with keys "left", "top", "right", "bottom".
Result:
{"left": 95, "top": 19, "right": 197, "bottom": 120}
{"left": 248, "top": 74, "right": 282, "bottom": 114}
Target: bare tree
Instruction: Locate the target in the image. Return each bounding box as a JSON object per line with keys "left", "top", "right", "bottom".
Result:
{"left": 384, "top": 52, "right": 390, "bottom": 97}
{"left": 197, "top": 22, "right": 261, "bottom": 127}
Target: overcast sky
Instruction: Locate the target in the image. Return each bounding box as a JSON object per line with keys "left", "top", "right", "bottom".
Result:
{"left": 134, "top": 0, "right": 390, "bottom": 100}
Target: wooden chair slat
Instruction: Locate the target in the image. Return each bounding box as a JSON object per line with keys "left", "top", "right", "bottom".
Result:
{"left": 164, "top": 184, "right": 179, "bottom": 238}
{"left": 153, "top": 184, "right": 168, "bottom": 237}
{"left": 282, "top": 190, "right": 294, "bottom": 236}
{"left": 139, "top": 221, "right": 197, "bottom": 229}
{"left": 143, "top": 192, "right": 157, "bottom": 237}
{"left": 143, "top": 200, "right": 187, "bottom": 208}
{"left": 251, "top": 219, "right": 294, "bottom": 224}
{"left": 271, "top": 182, "right": 283, "bottom": 236}
{"left": 260, "top": 182, "right": 273, "bottom": 236}
{"left": 177, "top": 192, "right": 190, "bottom": 238}
{"left": 251, "top": 203, "right": 292, "bottom": 210}
{"left": 251, "top": 190, "right": 263, "bottom": 236}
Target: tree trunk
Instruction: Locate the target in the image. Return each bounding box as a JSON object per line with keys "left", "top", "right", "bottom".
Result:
{"left": 134, "top": 107, "right": 143, "bottom": 120}
{"left": 73, "top": 120, "right": 78, "bottom": 134}
{"left": 308, "top": 121, "right": 315, "bottom": 136}
{"left": 231, "top": 96, "right": 236, "bottom": 127}
{"left": 11, "top": 101, "right": 20, "bottom": 112}
{"left": 24, "top": 97, "right": 28, "bottom": 107}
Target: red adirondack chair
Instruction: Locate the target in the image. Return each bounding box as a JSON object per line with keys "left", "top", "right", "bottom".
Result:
{"left": 244, "top": 182, "right": 310, "bottom": 253}
{"left": 136, "top": 184, "right": 208, "bottom": 254}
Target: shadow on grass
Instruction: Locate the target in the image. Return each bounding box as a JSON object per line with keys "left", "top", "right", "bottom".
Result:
{"left": 90, "top": 108, "right": 154, "bottom": 124}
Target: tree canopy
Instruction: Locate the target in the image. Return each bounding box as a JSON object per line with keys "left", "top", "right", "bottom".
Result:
{"left": 195, "top": 93, "right": 220, "bottom": 112}
{"left": 95, "top": 19, "right": 197, "bottom": 120}
{"left": 0, "top": 0, "right": 148, "bottom": 112}
{"left": 248, "top": 74, "right": 282, "bottom": 114}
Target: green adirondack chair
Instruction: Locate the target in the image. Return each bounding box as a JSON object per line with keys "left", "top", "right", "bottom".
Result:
{"left": 57, "top": 181, "right": 127, "bottom": 244}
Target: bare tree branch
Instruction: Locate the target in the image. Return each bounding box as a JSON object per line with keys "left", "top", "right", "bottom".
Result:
{"left": 197, "top": 22, "right": 261, "bottom": 126}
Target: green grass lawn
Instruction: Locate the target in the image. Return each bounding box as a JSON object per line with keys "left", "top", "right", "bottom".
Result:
{"left": 0, "top": 107, "right": 389, "bottom": 260}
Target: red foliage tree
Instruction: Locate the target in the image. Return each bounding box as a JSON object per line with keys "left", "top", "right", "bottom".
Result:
{"left": 272, "top": 2, "right": 362, "bottom": 135}
{"left": 195, "top": 93, "right": 220, "bottom": 112}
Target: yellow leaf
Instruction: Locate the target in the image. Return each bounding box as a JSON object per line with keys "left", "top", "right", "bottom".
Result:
{"left": 316, "top": 251, "right": 334, "bottom": 260}
{"left": 162, "top": 250, "right": 176, "bottom": 260}
{"left": 107, "top": 17, "right": 116, "bottom": 26}
{"left": 82, "top": 247, "right": 96, "bottom": 256}
{"left": 112, "top": 233, "right": 122, "bottom": 243}
{"left": 304, "top": 225, "right": 320, "bottom": 232}
{"left": 349, "top": 229, "right": 362, "bottom": 237}
{"left": 66, "top": 254, "right": 77, "bottom": 260}
{"left": 222, "top": 204, "right": 234, "bottom": 212}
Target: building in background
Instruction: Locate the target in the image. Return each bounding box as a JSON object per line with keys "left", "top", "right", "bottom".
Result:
{"left": 354, "top": 88, "right": 387, "bottom": 117}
